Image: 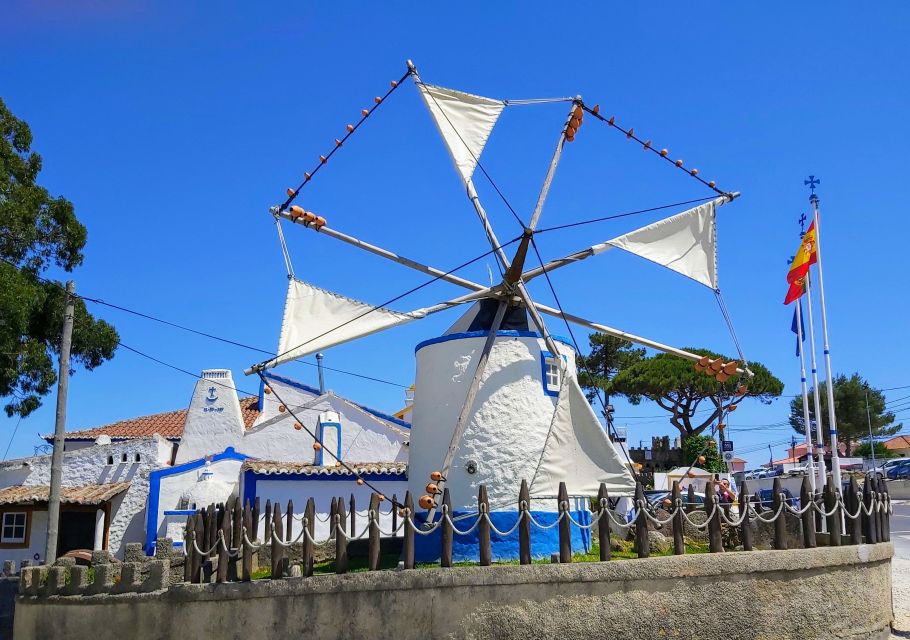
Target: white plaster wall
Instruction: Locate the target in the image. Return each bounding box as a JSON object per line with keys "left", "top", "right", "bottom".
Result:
{"left": 0, "top": 511, "right": 48, "bottom": 567}
{"left": 0, "top": 437, "right": 168, "bottom": 560}
{"left": 250, "top": 478, "right": 407, "bottom": 542}
{"left": 409, "top": 334, "right": 576, "bottom": 513}
{"left": 153, "top": 458, "right": 244, "bottom": 544}
{"left": 174, "top": 369, "right": 246, "bottom": 465}
{"left": 243, "top": 377, "right": 408, "bottom": 464}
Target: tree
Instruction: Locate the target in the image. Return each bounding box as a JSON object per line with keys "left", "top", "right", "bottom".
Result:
{"left": 853, "top": 442, "right": 897, "bottom": 460}
{"left": 607, "top": 348, "right": 784, "bottom": 440}
{"left": 576, "top": 333, "right": 645, "bottom": 407}
{"left": 788, "top": 374, "right": 901, "bottom": 456}
{"left": 1, "top": 97, "right": 118, "bottom": 418}
{"left": 682, "top": 434, "right": 724, "bottom": 473}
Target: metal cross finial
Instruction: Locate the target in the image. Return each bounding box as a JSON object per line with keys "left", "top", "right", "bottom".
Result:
{"left": 804, "top": 175, "right": 820, "bottom": 196}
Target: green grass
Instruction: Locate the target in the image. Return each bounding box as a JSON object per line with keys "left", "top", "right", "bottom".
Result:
{"left": 249, "top": 539, "right": 712, "bottom": 579}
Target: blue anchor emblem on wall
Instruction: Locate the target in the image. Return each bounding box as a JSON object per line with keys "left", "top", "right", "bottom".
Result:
{"left": 206, "top": 386, "right": 218, "bottom": 403}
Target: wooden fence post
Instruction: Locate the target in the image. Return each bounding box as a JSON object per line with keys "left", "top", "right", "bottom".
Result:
{"left": 206, "top": 504, "right": 217, "bottom": 559}
{"left": 799, "top": 476, "right": 816, "bottom": 548}
{"left": 634, "top": 482, "right": 649, "bottom": 558}
{"left": 558, "top": 482, "right": 572, "bottom": 563}
{"left": 391, "top": 494, "right": 398, "bottom": 534}
{"left": 368, "top": 493, "right": 381, "bottom": 571}
{"left": 686, "top": 484, "right": 695, "bottom": 514}
{"left": 303, "top": 497, "right": 315, "bottom": 577}
{"left": 847, "top": 476, "right": 862, "bottom": 545}
{"left": 264, "top": 499, "right": 272, "bottom": 547}
{"left": 597, "top": 483, "right": 611, "bottom": 561}
{"left": 705, "top": 480, "right": 723, "bottom": 553}
{"left": 824, "top": 476, "right": 841, "bottom": 546}
{"left": 242, "top": 500, "right": 252, "bottom": 581}
{"left": 875, "top": 477, "right": 887, "bottom": 543}
{"left": 479, "top": 485, "right": 492, "bottom": 566}
{"left": 739, "top": 480, "right": 753, "bottom": 551}
{"left": 671, "top": 481, "right": 684, "bottom": 555}
{"left": 217, "top": 498, "right": 232, "bottom": 583}
{"left": 350, "top": 494, "right": 356, "bottom": 538}
{"left": 335, "top": 497, "right": 348, "bottom": 574}
{"left": 184, "top": 515, "right": 195, "bottom": 582}
{"left": 272, "top": 502, "right": 284, "bottom": 578}
{"left": 881, "top": 479, "right": 890, "bottom": 542}
{"left": 402, "top": 492, "right": 415, "bottom": 569}
{"left": 772, "top": 477, "right": 787, "bottom": 550}
{"left": 329, "top": 497, "right": 337, "bottom": 540}
{"left": 252, "top": 497, "right": 260, "bottom": 541}
{"left": 230, "top": 499, "right": 242, "bottom": 581}
{"left": 862, "top": 476, "right": 877, "bottom": 544}
{"left": 441, "top": 488, "right": 454, "bottom": 568}
{"left": 192, "top": 512, "right": 204, "bottom": 583}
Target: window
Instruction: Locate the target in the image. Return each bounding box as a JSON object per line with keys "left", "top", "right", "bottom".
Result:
{"left": 541, "top": 351, "right": 564, "bottom": 397}
{"left": 121, "top": 453, "right": 128, "bottom": 463}
{"left": 1, "top": 512, "right": 27, "bottom": 544}
{"left": 134, "top": 453, "right": 141, "bottom": 463}
{"left": 106, "top": 455, "right": 114, "bottom": 465}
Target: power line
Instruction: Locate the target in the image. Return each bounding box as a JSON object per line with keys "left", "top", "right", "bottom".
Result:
{"left": 2, "top": 256, "right": 410, "bottom": 389}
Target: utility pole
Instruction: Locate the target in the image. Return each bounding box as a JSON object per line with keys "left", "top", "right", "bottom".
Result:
{"left": 865, "top": 390, "right": 876, "bottom": 471}
{"left": 45, "top": 280, "right": 75, "bottom": 563}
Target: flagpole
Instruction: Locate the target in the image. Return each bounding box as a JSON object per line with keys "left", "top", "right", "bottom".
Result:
{"left": 795, "top": 299, "right": 817, "bottom": 493}
{"left": 804, "top": 271, "right": 827, "bottom": 492}
{"left": 806, "top": 176, "right": 842, "bottom": 490}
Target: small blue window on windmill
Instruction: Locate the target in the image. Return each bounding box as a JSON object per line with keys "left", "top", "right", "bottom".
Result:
{"left": 316, "top": 415, "right": 342, "bottom": 466}
{"left": 540, "top": 351, "right": 567, "bottom": 397}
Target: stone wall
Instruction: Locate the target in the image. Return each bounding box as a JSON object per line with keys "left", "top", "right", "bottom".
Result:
{"left": 13, "top": 543, "right": 894, "bottom": 640}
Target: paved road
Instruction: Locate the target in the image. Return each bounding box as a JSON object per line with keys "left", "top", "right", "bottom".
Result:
{"left": 893, "top": 501, "right": 910, "bottom": 560}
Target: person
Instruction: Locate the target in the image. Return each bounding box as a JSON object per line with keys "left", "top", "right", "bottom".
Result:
{"left": 717, "top": 478, "right": 737, "bottom": 504}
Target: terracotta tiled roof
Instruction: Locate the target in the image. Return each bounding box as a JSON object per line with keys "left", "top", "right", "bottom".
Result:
{"left": 885, "top": 435, "right": 910, "bottom": 450}
{"left": 56, "top": 397, "right": 260, "bottom": 442}
{"left": 0, "top": 482, "right": 131, "bottom": 506}
{"left": 241, "top": 460, "right": 407, "bottom": 477}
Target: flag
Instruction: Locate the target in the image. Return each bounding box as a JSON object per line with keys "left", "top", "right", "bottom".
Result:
{"left": 784, "top": 222, "right": 817, "bottom": 304}
{"left": 790, "top": 300, "right": 805, "bottom": 356}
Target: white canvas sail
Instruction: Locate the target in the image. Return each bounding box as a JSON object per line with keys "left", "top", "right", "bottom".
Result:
{"left": 416, "top": 83, "right": 505, "bottom": 184}
{"left": 595, "top": 198, "right": 725, "bottom": 289}
{"left": 266, "top": 279, "right": 425, "bottom": 368}
{"left": 530, "top": 375, "right": 636, "bottom": 498}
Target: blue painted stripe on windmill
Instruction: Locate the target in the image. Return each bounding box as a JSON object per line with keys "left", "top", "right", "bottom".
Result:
{"left": 413, "top": 509, "right": 592, "bottom": 562}
{"left": 415, "top": 330, "right": 575, "bottom": 354}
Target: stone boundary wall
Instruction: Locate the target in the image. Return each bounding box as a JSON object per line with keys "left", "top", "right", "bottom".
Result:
{"left": 13, "top": 543, "right": 894, "bottom": 640}
{"left": 887, "top": 479, "right": 910, "bottom": 500}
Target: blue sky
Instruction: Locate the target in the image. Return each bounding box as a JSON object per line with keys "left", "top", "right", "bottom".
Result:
{"left": 2, "top": 2, "right": 909, "bottom": 467}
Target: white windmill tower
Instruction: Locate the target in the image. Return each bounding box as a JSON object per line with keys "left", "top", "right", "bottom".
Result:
{"left": 248, "top": 61, "right": 748, "bottom": 561}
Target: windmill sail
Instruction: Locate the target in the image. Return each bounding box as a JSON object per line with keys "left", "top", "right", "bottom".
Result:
{"left": 597, "top": 197, "right": 726, "bottom": 289}
{"left": 530, "top": 375, "right": 636, "bottom": 498}
{"left": 265, "top": 279, "right": 426, "bottom": 369}
{"left": 416, "top": 83, "right": 505, "bottom": 184}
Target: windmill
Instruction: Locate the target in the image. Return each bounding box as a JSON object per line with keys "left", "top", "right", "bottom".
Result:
{"left": 247, "top": 61, "right": 749, "bottom": 560}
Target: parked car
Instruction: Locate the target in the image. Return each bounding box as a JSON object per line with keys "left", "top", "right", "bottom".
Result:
{"left": 886, "top": 459, "right": 910, "bottom": 480}
{"left": 752, "top": 487, "right": 798, "bottom": 511}
{"left": 871, "top": 458, "right": 906, "bottom": 479}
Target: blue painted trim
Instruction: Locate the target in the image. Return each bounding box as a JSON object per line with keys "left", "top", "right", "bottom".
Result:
{"left": 242, "top": 469, "right": 405, "bottom": 507}
{"left": 413, "top": 509, "right": 592, "bottom": 562}
{"left": 163, "top": 509, "right": 196, "bottom": 516}
{"left": 540, "top": 351, "right": 568, "bottom": 398}
{"left": 263, "top": 372, "right": 411, "bottom": 429}
{"left": 257, "top": 378, "right": 264, "bottom": 412}
{"left": 415, "top": 330, "right": 575, "bottom": 355}
{"left": 315, "top": 420, "right": 342, "bottom": 466}
{"left": 145, "top": 446, "right": 251, "bottom": 555}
